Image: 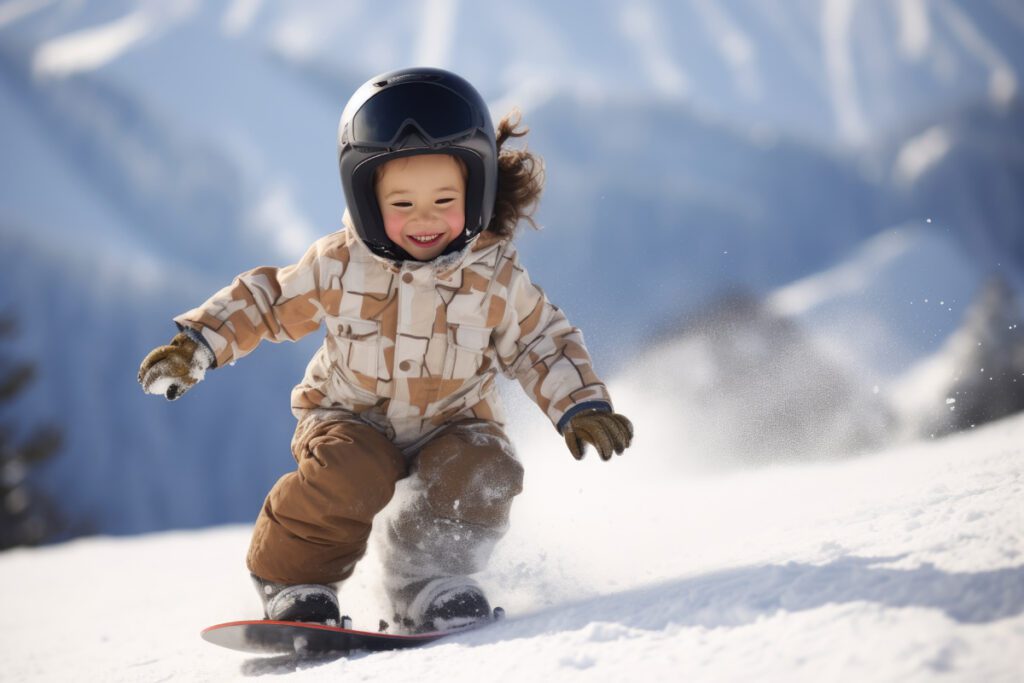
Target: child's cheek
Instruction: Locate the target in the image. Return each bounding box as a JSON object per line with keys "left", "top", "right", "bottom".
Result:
{"left": 381, "top": 209, "right": 406, "bottom": 243}
{"left": 444, "top": 206, "right": 466, "bottom": 236}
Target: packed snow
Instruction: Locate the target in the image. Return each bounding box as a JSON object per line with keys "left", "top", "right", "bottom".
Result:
{"left": 2, "top": 403, "right": 1022, "bottom": 681}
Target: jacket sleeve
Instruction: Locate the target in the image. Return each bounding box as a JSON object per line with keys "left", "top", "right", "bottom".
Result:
{"left": 491, "top": 246, "right": 612, "bottom": 432}
{"left": 173, "top": 235, "right": 344, "bottom": 369}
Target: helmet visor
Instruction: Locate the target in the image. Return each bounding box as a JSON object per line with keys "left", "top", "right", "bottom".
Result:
{"left": 351, "top": 82, "right": 481, "bottom": 146}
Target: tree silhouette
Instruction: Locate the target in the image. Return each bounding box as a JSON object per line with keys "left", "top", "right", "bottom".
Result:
{"left": 0, "top": 313, "right": 65, "bottom": 550}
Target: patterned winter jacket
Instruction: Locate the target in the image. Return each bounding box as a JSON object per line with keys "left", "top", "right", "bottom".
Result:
{"left": 174, "top": 213, "right": 612, "bottom": 448}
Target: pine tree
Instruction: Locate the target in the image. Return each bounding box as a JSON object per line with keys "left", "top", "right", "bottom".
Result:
{"left": 0, "top": 313, "right": 64, "bottom": 550}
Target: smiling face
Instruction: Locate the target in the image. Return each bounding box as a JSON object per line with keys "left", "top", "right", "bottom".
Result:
{"left": 374, "top": 154, "right": 467, "bottom": 261}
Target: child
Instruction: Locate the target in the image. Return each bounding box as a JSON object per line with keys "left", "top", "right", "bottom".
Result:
{"left": 137, "top": 67, "right": 633, "bottom": 632}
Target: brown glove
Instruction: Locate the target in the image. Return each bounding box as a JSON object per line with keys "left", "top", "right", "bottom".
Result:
{"left": 137, "top": 331, "right": 214, "bottom": 401}
{"left": 562, "top": 409, "right": 634, "bottom": 461}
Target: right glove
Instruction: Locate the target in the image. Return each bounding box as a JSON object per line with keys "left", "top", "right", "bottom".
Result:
{"left": 137, "top": 331, "right": 214, "bottom": 401}
{"left": 562, "top": 409, "right": 634, "bottom": 461}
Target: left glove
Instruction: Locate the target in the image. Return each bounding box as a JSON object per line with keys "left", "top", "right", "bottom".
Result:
{"left": 562, "top": 409, "right": 634, "bottom": 461}
{"left": 137, "top": 331, "right": 214, "bottom": 401}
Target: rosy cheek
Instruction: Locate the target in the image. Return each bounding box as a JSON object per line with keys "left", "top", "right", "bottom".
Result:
{"left": 381, "top": 209, "right": 405, "bottom": 243}
{"left": 443, "top": 206, "right": 466, "bottom": 235}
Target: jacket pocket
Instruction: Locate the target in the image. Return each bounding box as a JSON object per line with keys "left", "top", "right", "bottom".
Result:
{"left": 330, "top": 316, "right": 380, "bottom": 380}
{"left": 443, "top": 323, "right": 491, "bottom": 379}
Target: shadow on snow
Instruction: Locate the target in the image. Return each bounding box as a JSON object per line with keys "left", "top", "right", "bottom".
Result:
{"left": 236, "top": 555, "right": 1024, "bottom": 673}
{"left": 488, "top": 555, "right": 1024, "bottom": 641}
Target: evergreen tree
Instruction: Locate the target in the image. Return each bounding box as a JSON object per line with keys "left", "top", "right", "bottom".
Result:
{"left": 0, "top": 314, "right": 64, "bottom": 550}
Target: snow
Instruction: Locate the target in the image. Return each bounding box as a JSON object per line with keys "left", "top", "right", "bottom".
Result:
{"left": 935, "top": 0, "right": 1019, "bottom": 108}
{"left": 31, "top": 1, "right": 198, "bottom": 78}
{"left": 0, "top": 0, "right": 56, "bottom": 30}
{"left": 895, "top": 126, "right": 953, "bottom": 186}
{"left": 823, "top": 0, "right": 869, "bottom": 145}
{"left": 898, "top": 0, "right": 930, "bottom": 61}
{"left": 2, "top": 409, "right": 1022, "bottom": 681}
{"left": 618, "top": 2, "right": 689, "bottom": 99}
{"left": 412, "top": 0, "right": 458, "bottom": 68}
{"left": 220, "top": 0, "right": 262, "bottom": 38}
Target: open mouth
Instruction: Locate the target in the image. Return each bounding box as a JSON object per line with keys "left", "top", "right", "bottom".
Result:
{"left": 408, "top": 233, "right": 444, "bottom": 247}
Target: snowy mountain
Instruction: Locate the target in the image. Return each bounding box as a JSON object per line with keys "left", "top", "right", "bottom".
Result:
{"left": 1, "top": 2, "right": 1022, "bottom": 539}
{"left": 8, "top": 0, "right": 1023, "bottom": 146}
{"left": 2, "top": 407, "right": 1022, "bottom": 681}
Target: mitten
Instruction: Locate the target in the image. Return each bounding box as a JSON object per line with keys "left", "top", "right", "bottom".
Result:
{"left": 137, "top": 331, "right": 214, "bottom": 400}
{"left": 562, "top": 409, "right": 634, "bottom": 461}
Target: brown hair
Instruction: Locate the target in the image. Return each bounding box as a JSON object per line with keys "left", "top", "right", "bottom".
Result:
{"left": 486, "top": 109, "right": 544, "bottom": 238}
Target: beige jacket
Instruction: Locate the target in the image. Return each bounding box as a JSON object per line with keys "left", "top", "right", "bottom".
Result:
{"left": 175, "top": 214, "right": 611, "bottom": 447}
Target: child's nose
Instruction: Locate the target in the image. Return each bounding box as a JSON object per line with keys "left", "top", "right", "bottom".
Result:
{"left": 413, "top": 204, "right": 438, "bottom": 221}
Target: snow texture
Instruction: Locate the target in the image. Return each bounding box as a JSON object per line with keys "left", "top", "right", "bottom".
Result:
{"left": 1, "top": 409, "right": 1022, "bottom": 681}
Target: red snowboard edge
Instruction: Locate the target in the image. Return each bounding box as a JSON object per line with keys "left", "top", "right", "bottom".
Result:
{"left": 201, "top": 619, "right": 455, "bottom": 656}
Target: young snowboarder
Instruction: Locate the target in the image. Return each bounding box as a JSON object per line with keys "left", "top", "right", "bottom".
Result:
{"left": 138, "top": 67, "right": 633, "bottom": 633}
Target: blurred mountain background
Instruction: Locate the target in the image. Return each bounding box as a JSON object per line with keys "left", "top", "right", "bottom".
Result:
{"left": 1, "top": 0, "right": 1022, "bottom": 542}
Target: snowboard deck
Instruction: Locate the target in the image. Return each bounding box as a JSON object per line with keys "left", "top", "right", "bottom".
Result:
{"left": 202, "top": 613, "right": 499, "bottom": 656}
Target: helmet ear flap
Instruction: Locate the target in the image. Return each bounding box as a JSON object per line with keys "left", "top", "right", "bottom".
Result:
{"left": 348, "top": 157, "right": 412, "bottom": 262}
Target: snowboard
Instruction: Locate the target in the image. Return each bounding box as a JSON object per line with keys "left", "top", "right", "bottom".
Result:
{"left": 202, "top": 610, "right": 502, "bottom": 657}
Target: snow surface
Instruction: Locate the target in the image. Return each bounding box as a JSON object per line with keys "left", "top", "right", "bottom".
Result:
{"left": 2, "top": 407, "right": 1022, "bottom": 681}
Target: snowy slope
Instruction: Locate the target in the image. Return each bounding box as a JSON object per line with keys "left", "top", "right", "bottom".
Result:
{"left": 2, "top": 406, "right": 1022, "bottom": 682}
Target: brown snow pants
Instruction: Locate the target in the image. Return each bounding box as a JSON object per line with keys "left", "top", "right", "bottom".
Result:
{"left": 247, "top": 417, "right": 524, "bottom": 591}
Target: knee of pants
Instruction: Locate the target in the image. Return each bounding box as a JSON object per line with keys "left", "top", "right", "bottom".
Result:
{"left": 414, "top": 421, "right": 524, "bottom": 528}
{"left": 286, "top": 420, "right": 407, "bottom": 524}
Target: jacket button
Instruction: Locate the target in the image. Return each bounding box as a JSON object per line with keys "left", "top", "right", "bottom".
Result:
{"left": 399, "top": 360, "right": 412, "bottom": 371}
{"left": 402, "top": 273, "right": 414, "bottom": 284}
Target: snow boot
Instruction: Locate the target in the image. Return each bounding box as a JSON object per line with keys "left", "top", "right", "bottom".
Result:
{"left": 252, "top": 574, "right": 341, "bottom": 625}
{"left": 394, "top": 576, "right": 492, "bottom": 633}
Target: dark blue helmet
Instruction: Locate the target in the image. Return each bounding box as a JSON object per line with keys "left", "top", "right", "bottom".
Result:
{"left": 338, "top": 67, "right": 498, "bottom": 262}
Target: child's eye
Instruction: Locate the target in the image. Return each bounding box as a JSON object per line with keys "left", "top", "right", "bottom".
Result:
{"left": 392, "top": 201, "right": 413, "bottom": 208}
{"left": 435, "top": 198, "right": 454, "bottom": 205}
